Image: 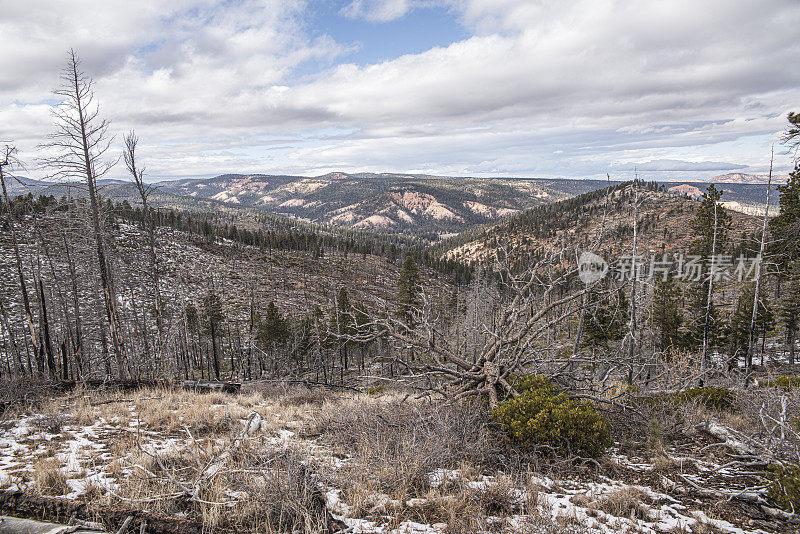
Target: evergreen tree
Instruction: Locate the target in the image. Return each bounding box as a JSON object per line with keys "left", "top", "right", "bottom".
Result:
{"left": 769, "top": 165, "right": 800, "bottom": 363}
{"left": 201, "top": 292, "right": 225, "bottom": 380}
{"left": 258, "top": 301, "right": 289, "bottom": 346}
{"left": 582, "top": 287, "right": 628, "bottom": 353}
{"left": 688, "top": 184, "right": 732, "bottom": 367}
{"left": 397, "top": 256, "right": 421, "bottom": 328}
{"left": 782, "top": 112, "right": 800, "bottom": 161}
{"left": 684, "top": 283, "right": 727, "bottom": 356}
{"left": 691, "top": 184, "right": 732, "bottom": 257}
{"left": 781, "top": 261, "right": 800, "bottom": 365}
{"left": 652, "top": 274, "right": 682, "bottom": 354}
{"left": 769, "top": 165, "right": 800, "bottom": 272}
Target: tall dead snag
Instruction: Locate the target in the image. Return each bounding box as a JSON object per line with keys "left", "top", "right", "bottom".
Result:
{"left": 0, "top": 144, "right": 40, "bottom": 377}
{"left": 701, "top": 200, "right": 718, "bottom": 374}
{"left": 626, "top": 176, "right": 640, "bottom": 384}
{"left": 123, "top": 132, "right": 163, "bottom": 374}
{"left": 41, "top": 49, "right": 127, "bottom": 379}
{"left": 37, "top": 273, "right": 56, "bottom": 380}
{"left": 746, "top": 148, "right": 773, "bottom": 384}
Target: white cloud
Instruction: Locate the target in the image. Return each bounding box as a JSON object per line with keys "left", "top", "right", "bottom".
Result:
{"left": 610, "top": 159, "right": 748, "bottom": 172}
{"left": 340, "top": 0, "right": 413, "bottom": 22}
{"left": 339, "top": 0, "right": 448, "bottom": 22}
{"left": 0, "top": 0, "right": 798, "bottom": 181}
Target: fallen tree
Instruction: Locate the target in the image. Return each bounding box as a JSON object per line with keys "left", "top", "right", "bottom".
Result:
{"left": 0, "top": 492, "right": 204, "bottom": 534}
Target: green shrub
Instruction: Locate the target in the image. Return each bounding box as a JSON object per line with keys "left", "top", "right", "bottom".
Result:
{"left": 366, "top": 385, "right": 387, "bottom": 395}
{"left": 510, "top": 374, "right": 558, "bottom": 396}
{"left": 765, "top": 375, "right": 800, "bottom": 391}
{"left": 768, "top": 464, "right": 800, "bottom": 511}
{"left": 671, "top": 386, "right": 734, "bottom": 411}
{"left": 492, "top": 375, "right": 611, "bottom": 458}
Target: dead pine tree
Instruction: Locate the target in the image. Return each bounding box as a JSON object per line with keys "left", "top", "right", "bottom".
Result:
{"left": 0, "top": 144, "right": 41, "bottom": 377}
{"left": 41, "top": 49, "right": 127, "bottom": 380}
{"left": 746, "top": 148, "right": 774, "bottom": 386}
{"left": 625, "top": 175, "right": 641, "bottom": 385}
{"left": 701, "top": 200, "right": 719, "bottom": 377}
{"left": 340, "top": 245, "right": 588, "bottom": 408}
{"left": 123, "top": 132, "right": 164, "bottom": 373}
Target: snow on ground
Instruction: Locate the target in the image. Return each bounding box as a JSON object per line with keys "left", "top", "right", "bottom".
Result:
{"left": 0, "top": 399, "right": 770, "bottom": 534}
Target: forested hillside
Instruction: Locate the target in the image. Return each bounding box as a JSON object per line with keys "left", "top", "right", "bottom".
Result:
{"left": 437, "top": 181, "right": 763, "bottom": 265}
{"left": 0, "top": 193, "right": 464, "bottom": 383}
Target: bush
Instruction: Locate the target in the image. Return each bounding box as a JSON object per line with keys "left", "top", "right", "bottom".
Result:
{"left": 768, "top": 464, "right": 800, "bottom": 511}
{"left": 671, "top": 386, "right": 734, "bottom": 410}
{"left": 492, "top": 376, "right": 611, "bottom": 458}
{"left": 765, "top": 375, "right": 800, "bottom": 391}
{"left": 511, "top": 374, "right": 558, "bottom": 396}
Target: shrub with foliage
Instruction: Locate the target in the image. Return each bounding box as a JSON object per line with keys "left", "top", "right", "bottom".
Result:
{"left": 768, "top": 464, "right": 800, "bottom": 511}
{"left": 492, "top": 375, "right": 611, "bottom": 458}
{"left": 671, "top": 386, "right": 734, "bottom": 410}
{"left": 765, "top": 375, "right": 800, "bottom": 391}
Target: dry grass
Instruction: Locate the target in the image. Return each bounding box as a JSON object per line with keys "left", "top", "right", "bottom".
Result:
{"left": 78, "top": 478, "right": 107, "bottom": 501}
{"left": 13, "top": 382, "right": 755, "bottom": 533}
{"left": 596, "top": 487, "right": 653, "bottom": 521}
{"left": 111, "top": 436, "right": 329, "bottom": 533}
{"left": 33, "top": 458, "right": 70, "bottom": 496}
{"left": 31, "top": 397, "right": 75, "bottom": 434}
{"left": 133, "top": 388, "right": 246, "bottom": 436}
{"left": 309, "top": 395, "right": 508, "bottom": 526}
{"left": 244, "top": 380, "right": 333, "bottom": 407}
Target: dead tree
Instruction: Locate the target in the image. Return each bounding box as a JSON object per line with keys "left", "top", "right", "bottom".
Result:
{"left": 746, "top": 148, "right": 773, "bottom": 384}
{"left": 123, "top": 132, "right": 164, "bottom": 372}
{"left": 701, "top": 200, "right": 719, "bottom": 374}
{"left": 341, "top": 245, "right": 587, "bottom": 408}
{"left": 0, "top": 297, "right": 23, "bottom": 377}
{"left": 0, "top": 144, "right": 41, "bottom": 376}
{"left": 625, "top": 176, "right": 640, "bottom": 384}
{"left": 41, "top": 49, "right": 127, "bottom": 379}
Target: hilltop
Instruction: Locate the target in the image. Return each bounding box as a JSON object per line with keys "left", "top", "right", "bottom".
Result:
{"left": 438, "top": 182, "right": 762, "bottom": 265}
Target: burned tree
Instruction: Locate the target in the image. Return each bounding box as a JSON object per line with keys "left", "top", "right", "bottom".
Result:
{"left": 123, "top": 131, "right": 164, "bottom": 372}
{"left": 340, "top": 246, "right": 588, "bottom": 407}
{"left": 41, "top": 50, "right": 127, "bottom": 379}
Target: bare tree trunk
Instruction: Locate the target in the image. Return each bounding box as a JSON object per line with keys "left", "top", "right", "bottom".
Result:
{"left": 248, "top": 286, "right": 254, "bottom": 380}
{"left": 61, "top": 230, "right": 84, "bottom": 378}
{"left": 746, "top": 148, "right": 773, "bottom": 386}
{"left": 123, "top": 132, "right": 163, "bottom": 372}
{"left": 701, "top": 201, "right": 719, "bottom": 378}
{"left": 37, "top": 276, "right": 56, "bottom": 380}
{"left": 627, "top": 177, "right": 640, "bottom": 384}
{"left": 0, "top": 297, "right": 23, "bottom": 377}
{"left": 37, "top": 225, "right": 74, "bottom": 376}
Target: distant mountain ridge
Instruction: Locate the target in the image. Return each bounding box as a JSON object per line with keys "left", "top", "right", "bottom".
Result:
{"left": 7, "top": 171, "right": 781, "bottom": 235}
{"left": 152, "top": 172, "right": 614, "bottom": 236}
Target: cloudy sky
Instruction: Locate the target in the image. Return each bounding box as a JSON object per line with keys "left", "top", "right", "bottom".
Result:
{"left": 2, "top": 0, "right": 799, "bottom": 181}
